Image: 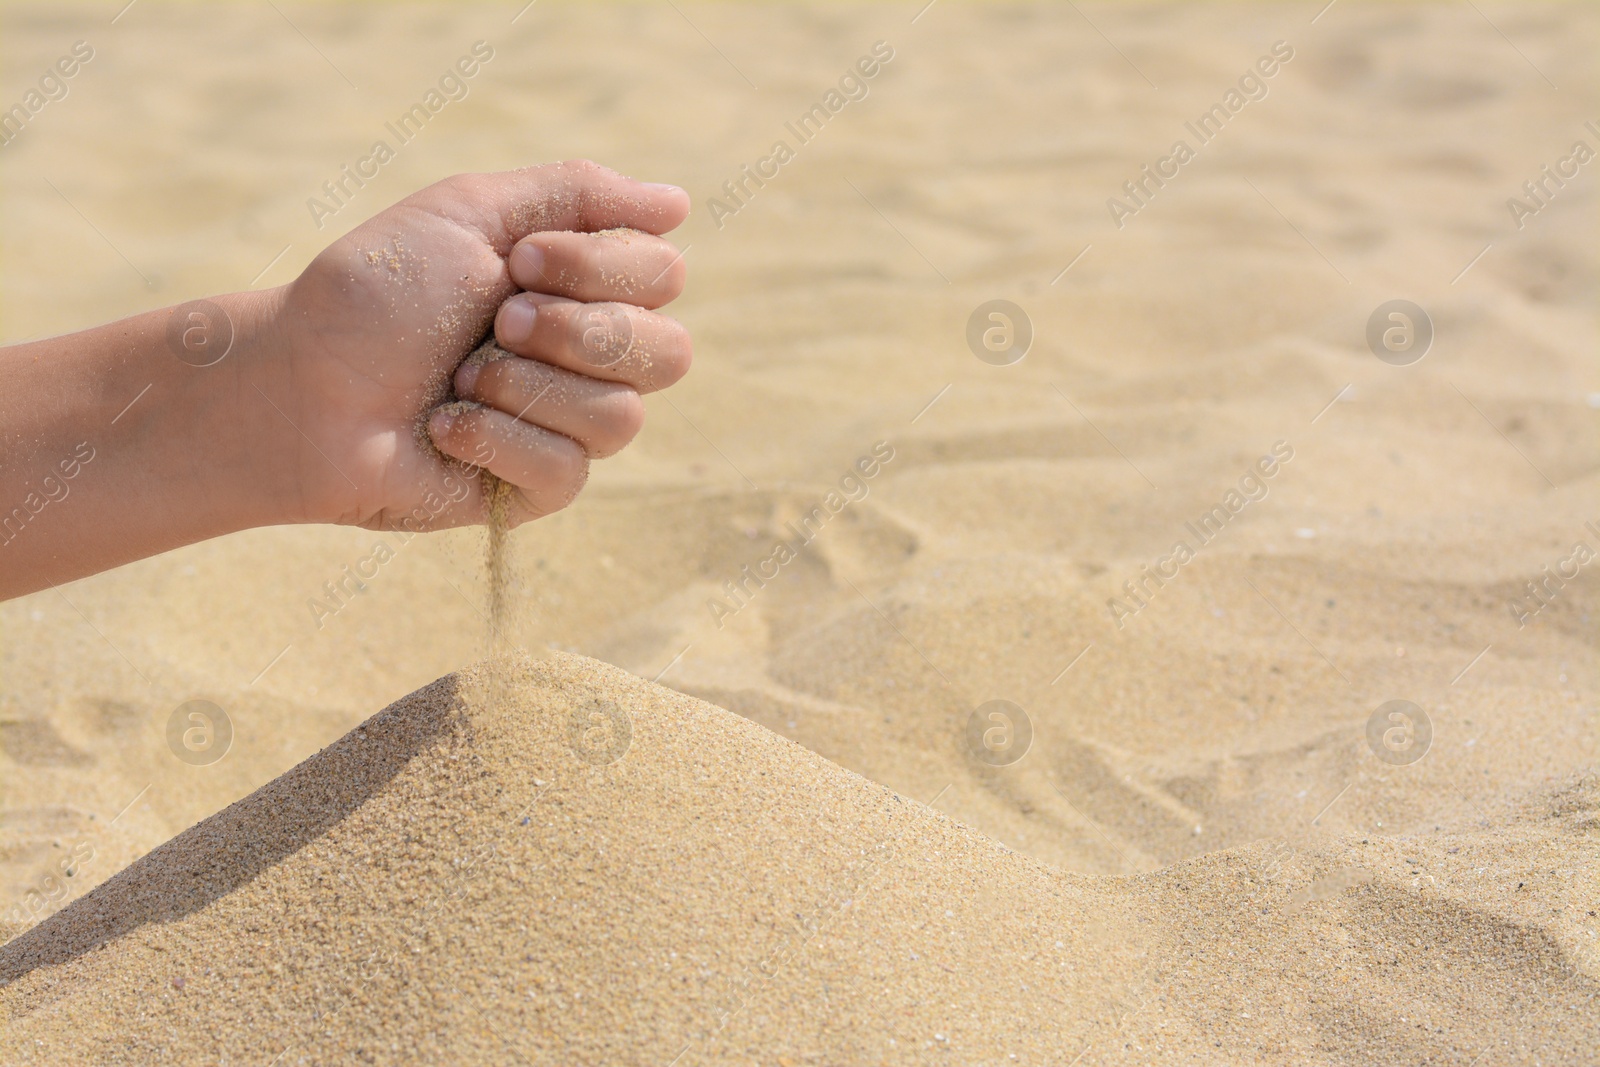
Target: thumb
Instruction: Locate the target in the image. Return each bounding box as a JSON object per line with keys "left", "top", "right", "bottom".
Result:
{"left": 419, "top": 159, "right": 691, "bottom": 256}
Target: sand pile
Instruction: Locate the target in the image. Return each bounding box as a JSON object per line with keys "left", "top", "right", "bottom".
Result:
{"left": 3, "top": 655, "right": 1594, "bottom": 1065}
{"left": 0, "top": 655, "right": 1135, "bottom": 1063}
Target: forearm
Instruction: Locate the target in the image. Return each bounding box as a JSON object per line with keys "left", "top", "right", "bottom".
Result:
{"left": 0, "top": 289, "right": 294, "bottom": 599}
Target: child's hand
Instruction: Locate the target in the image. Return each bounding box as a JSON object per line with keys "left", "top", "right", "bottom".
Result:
{"left": 0, "top": 160, "right": 689, "bottom": 599}
{"left": 260, "top": 159, "right": 691, "bottom": 531}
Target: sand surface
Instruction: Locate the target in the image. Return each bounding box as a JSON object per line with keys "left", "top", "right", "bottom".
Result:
{"left": 2, "top": 2, "right": 1598, "bottom": 1063}
{"left": 3, "top": 655, "right": 1595, "bottom": 1064}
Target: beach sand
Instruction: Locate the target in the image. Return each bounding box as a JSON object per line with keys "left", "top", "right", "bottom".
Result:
{"left": 3, "top": 654, "right": 1595, "bottom": 1064}
{"left": 2, "top": 2, "right": 1598, "bottom": 1063}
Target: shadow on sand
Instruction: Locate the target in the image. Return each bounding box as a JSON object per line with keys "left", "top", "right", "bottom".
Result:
{"left": 0, "top": 674, "right": 463, "bottom": 987}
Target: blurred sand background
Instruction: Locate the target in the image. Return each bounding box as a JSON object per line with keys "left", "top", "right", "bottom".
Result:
{"left": 1, "top": 1, "right": 1598, "bottom": 1062}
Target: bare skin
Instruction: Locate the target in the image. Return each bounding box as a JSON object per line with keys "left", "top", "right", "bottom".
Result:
{"left": 0, "top": 160, "right": 691, "bottom": 601}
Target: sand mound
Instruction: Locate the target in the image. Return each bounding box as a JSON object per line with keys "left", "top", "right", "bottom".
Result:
{"left": 0, "top": 655, "right": 1140, "bottom": 1063}
{"left": 3, "top": 655, "right": 1594, "bottom": 1065}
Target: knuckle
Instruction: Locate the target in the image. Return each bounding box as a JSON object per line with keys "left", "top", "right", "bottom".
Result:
{"left": 558, "top": 237, "right": 596, "bottom": 274}
{"left": 534, "top": 241, "right": 585, "bottom": 292}
{"left": 437, "top": 172, "right": 480, "bottom": 198}
{"left": 455, "top": 359, "right": 486, "bottom": 396}
{"left": 656, "top": 321, "right": 693, "bottom": 385}
{"left": 543, "top": 447, "right": 590, "bottom": 509}
{"left": 656, "top": 245, "right": 688, "bottom": 285}
{"left": 532, "top": 432, "right": 588, "bottom": 484}
{"left": 437, "top": 406, "right": 486, "bottom": 455}
{"left": 571, "top": 302, "right": 634, "bottom": 366}
{"left": 640, "top": 234, "right": 677, "bottom": 257}
{"left": 565, "top": 454, "right": 592, "bottom": 504}
{"left": 560, "top": 439, "right": 592, "bottom": 483}
{"left": 561, "top": 159, "right": 609, "bottom": 193}
{"left": 506, "top": 481, "right": 552, "bottom": 523}
{"left": 653, "top": 259, "right": 687, "bottom": 302}
{"left": 594, "top": 390, "right": 645, "bottom": 456}
{"left": 510, "top": 438, "right": 588, "bottom": 520}
{"left": 477, "top": 358, "right": 536, "bottom": 406}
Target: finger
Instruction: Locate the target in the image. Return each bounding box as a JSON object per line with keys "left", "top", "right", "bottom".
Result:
{"left": 492, "top": 294, "right": 692, "bottom": 394}
{"left": 508, "top": 229, "right": 687, "bottom": 307}
{"left": 454, "top": 355, "right": 645, "bottom": 459}
{"left": 427, "top": 402, "right": 589, "bottom": 522}
{"left": 421, "top": 159, "right": 690, "bottom": 257}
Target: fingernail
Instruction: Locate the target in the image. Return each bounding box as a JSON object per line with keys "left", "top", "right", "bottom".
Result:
{"left": 643, "top": 181, "right": 685, "bottom": 196}
{"left": 512, "top": 242, "right": 546, "bottom": 280}
{"left": 498, "top": 297, "right": 536, "bottom": 345}
{"left": 428, "top": 408, "right": 455, "bottom": 437}
{"left": 454, "top": 360, "right": 481, "bottom": 394}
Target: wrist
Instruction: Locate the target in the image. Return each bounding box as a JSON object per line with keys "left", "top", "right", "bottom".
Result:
{"left": 177, "top": 286, "right": 305, "bottom": 529}
{"left": 116, "top": 286, "right": 303, "bottom": 537}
